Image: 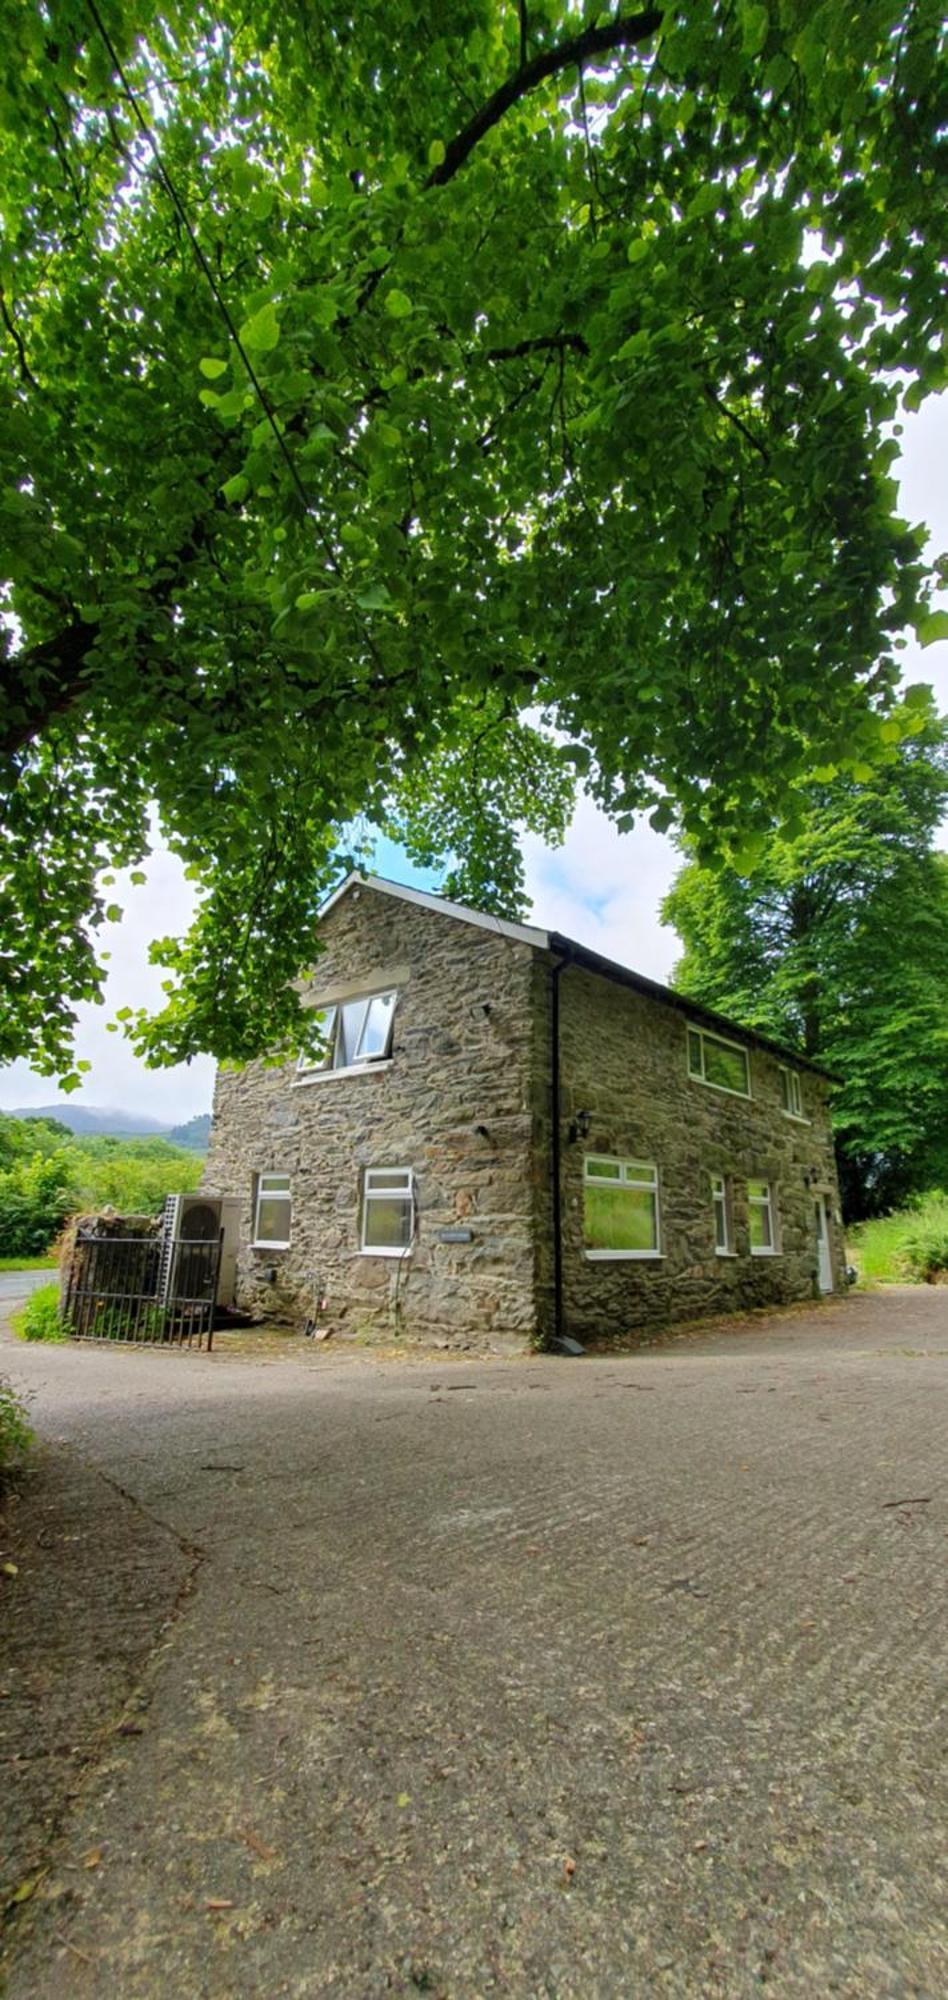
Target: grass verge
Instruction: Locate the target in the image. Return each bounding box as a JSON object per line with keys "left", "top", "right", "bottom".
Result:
{"left": 0, "top": 1255, "right": 57, "bottom": 1272}
{"left": 10, "top": 1284, "right": 67, "bottom": 1343}
{"left": 848, "top": 1191, "right": 948, "bottom": 1285}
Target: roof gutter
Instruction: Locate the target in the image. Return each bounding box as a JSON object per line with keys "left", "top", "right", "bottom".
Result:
{"left": 548, "top": 933, "right": 840, "bottom": 1084}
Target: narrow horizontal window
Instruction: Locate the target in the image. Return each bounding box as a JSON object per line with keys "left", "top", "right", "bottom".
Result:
{"left": 362, "top": 1166, "right": 414, "bottom": 1256}
{"left": 583, "top": 1156, "right": 660, "bottom": 1257}
{"left": 687, "top": 1026, "right": 750, "bottom": 1098}
{"left": 748, "top": 1178, "right": 777, "bottom": 1254}
{"left": 254, "top": 1172, "right": 292, "bottom": 1247}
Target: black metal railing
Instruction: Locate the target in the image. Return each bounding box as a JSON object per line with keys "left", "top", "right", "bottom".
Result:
{"left": 62, "top": 1231, "right": 222, "bottom": 1350}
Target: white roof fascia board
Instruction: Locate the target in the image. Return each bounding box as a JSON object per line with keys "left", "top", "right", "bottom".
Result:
{"left": 316, "top": 871, "right": 549, "bottom": 951}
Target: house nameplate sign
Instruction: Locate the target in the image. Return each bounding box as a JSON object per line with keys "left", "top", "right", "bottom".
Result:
{"left": 437, "top": 1228, "right": 474, "bottom": 1244}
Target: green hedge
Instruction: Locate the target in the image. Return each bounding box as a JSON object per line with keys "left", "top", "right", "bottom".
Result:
{"left": 0, "top": 1114, "right": 202, "bottom": 1258}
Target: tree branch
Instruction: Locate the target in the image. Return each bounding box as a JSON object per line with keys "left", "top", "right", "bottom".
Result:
{"left": 0, "top": 288, "right": 39, "bottom": 390}
{"left": 485, "top": 332, "right": 589, "bottom": 360}
{"left": 704, "top": 384, "right": 770, "bottom": 464}
{"left": 1, "top": 620, "right": 99, "bottom": 758}
{"left": 427, "top": 9, "right": 663, "bottom": 188}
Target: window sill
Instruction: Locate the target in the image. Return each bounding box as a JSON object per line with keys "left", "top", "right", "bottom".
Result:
{"left": 252, "top": 1241, "right": 290, "bottom": 1252}
{"left": 780, "top": 1110, "right": 810, "bottom": 1124}
{"left": 294, "top": 1060, "right": 393, "bottom": 1088}
{"left": 584, "top": 1250, "right": 665, "bottom": 1262}
{"left": 360, "top": 1246, "right": 413, "bottom": 1259}
{"left": 715, "top": 1249, "right": 738, "bottom": 1258}
{"left": 750, "top": 1247, "right": 780, "bottom": 1257}
{"left": 688, "top": 1073, "right": 751, "bottom": 1101}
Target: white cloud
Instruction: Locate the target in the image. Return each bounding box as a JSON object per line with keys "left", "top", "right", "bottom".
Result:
{"left": 523, "top": 801, "right": 680, "bottom": 982}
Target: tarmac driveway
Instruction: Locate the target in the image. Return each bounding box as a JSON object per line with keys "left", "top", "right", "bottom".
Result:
{"left": 1, "top": 1291, "right": 945, "bottom": 1997}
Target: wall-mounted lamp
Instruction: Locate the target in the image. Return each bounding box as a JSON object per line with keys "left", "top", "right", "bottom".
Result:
{"left": 567, "top": 1108, "right": 592, "bottom": 1145}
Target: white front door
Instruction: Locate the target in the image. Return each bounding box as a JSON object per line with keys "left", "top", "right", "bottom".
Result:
{"left": 815, "top": 1196, "right": 833, "bottom": 1293}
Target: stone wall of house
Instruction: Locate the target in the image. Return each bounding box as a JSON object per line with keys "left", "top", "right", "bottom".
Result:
{"left": 550, "top": 963, "right": 844, "bottom": 1345}
{"left": 203, "top": 886, "right": 541, "bottom": 1350}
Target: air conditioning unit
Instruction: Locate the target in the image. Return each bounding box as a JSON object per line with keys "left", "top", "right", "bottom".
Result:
{"left": 158, "top": 1193, "right": 242, "bottom": 1307}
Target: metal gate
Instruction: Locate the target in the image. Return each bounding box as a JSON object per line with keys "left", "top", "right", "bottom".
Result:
{"left": 63, "top": 1231, "right": 222, "bottom": 1350}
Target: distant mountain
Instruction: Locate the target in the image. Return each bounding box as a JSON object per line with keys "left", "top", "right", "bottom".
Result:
{"left": 167, "top": 1113, "right": 212, "bottom": 1151}
{"left": 4, "top": 1104, "right": 208, "bottom": 1141}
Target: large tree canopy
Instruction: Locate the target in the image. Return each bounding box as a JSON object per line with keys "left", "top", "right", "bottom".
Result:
{"left": 1, "top": 0, "right": 945, "bottom": 1079}
{"left": 662, "top": 707, "right": 948, "bottom": 1217}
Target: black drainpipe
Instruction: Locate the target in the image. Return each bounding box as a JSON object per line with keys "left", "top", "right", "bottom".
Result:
{"left": 550, "top": 947, "right": 571, "bottom": 1349}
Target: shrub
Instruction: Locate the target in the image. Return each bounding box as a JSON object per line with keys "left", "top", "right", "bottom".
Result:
{"left": 13, "top": 1283, "right": 68, "bottom": 1343}
{"left": 899, "top": 1192, "right": 948, "bottom": 1283}
{"left": 0, "top": 1377, "right": 33, "bottom": 1477}
{"left": 0, "top": 1121, "right": 203, "bottom": 1259}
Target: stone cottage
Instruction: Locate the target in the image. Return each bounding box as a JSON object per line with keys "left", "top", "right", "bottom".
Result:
{"left": 203, "top": 873, "right": 844, "bottom": 1349}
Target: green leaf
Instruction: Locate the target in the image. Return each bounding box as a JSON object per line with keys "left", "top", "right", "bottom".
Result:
{"left": 105, "top": 903, "right": 122, "bottom": 923}
{"left": 355, "top": 582, "right": 395, "bottom": 611}
{"left": 199, "top": 357, "right": 229, "bottom": 380}
{"left": 220, "top": 474, "right": 250, "bottom": 505}
{"left": 428, "top": 139, "right": 445, "bottom": 168}
{"left": 239, "top": 302, "right": 281, "bottom": 354}
{"left": 385, "top": 290, "right": 413, "bottom": 319}
{"left": 740, "top": 3, "right": 769, "bottom": 57}
{"left": 916, "top": 611, "right": 948, "bottom": 648}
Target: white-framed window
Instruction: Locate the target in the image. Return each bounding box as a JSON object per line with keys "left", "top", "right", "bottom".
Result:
{"left": 253, "top": 1172, "right": 292, "bottom": 1248}
{"left": 779, "top": 1066, "right": 805, "bottom": 1119}
{"left": 687, "top": 1025, "right": 750, "bottom": 1098}
{"left": 361, "top": 1167, "right": 414, "bottom": 1257}
{"left": 583, "top": 1156, "right": 661, "bottom": 1259}
{"left": 747, "top": 1179, "right": 778, "bottom": 1255}
{"left": 296, "top": 991, "right": 397, "bottom": 1080}
{"left": 711, "top": 1173, "right": 733, "bottom": 1255}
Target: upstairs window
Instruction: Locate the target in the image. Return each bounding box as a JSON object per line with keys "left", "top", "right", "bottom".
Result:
{"left": 779, "top": 1066, "right": 804, "bottom": 1119}
{"left": 711, "top": 1174, "right": 732, "bottom": 1255}
{"left": 687, "top": 1026, "right": 750, "bottom": 1098}
{"left": 254, "top": 1173, "right": 292, "bottom": 1248}
{"left": 297, "top": 991, "right": 397, "bottom": 1078}
{"left": 362, "top": 1167, "right": 414, "bottom": 1257}
{"left": 584, "top": 1157, "right": 661, "bottom": 1259}
{"left": 748, "top": 1179, "right": 777, "bottom": 1255}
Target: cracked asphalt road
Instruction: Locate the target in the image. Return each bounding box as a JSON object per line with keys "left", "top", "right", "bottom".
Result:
{"left": 1, "top": 1290, "right": 946, "bottom": 1998}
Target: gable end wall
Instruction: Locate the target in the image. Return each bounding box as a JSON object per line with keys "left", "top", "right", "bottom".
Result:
{"left": 203, "top": 886, "right": 541, "bottom": 1348}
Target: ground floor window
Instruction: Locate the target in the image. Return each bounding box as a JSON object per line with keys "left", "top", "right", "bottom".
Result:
{"left": 584, "top": 1157, "right": 661, "bottom": 1259}
{"left": 748, "top": 1179, "right": 777, "bottom": 1254}
{"left": 254, "top": 1172, "right": 292, "bottom": 1247}
{"left": 362, "top": 1167, "right": 414, "bottom": 1256}
{"left": 711, "top": 1173, "right": 732, "bottom": 1254}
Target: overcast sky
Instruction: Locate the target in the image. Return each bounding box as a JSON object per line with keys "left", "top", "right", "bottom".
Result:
{"left": 3, "top": 396, "right": 946, "bottom": 1124}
